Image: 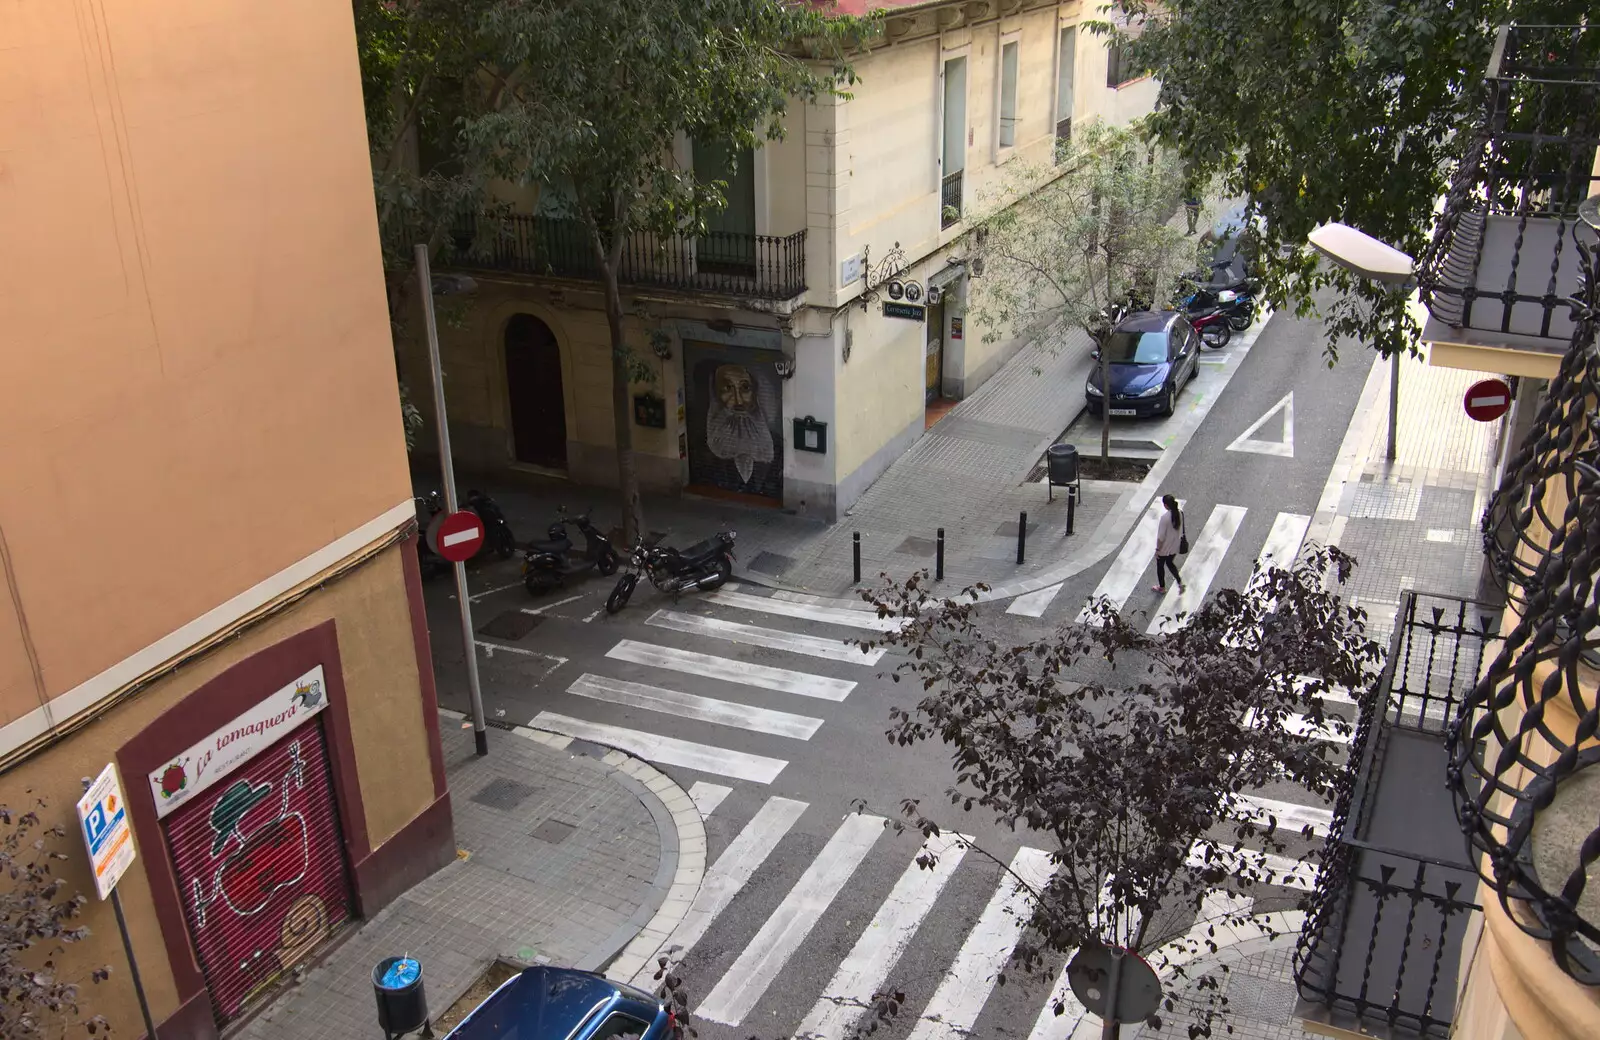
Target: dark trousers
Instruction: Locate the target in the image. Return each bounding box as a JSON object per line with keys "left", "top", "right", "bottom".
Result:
{"left": 1155, "top": 554, "right": 1182, "bottom": 588}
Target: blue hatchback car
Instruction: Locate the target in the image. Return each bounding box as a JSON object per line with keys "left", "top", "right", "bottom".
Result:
{"left": 443, "top": 966, "right": 673, "bottom": 1040}
{"left": 1085, "top": 310, "right": 1199, "bottom": 419}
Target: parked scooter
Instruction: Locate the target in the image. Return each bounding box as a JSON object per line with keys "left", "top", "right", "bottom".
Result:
{"left": 1191, "top": 307, "right": 1232, "bottom": 348}
{"left": 606, "top": 531, "right": 737, "bottom": 614}
{"left": 523, "top": 509, "right": 620, "bottom": 594}
{"left": 413, "top": 491, "right": 451, "bottom": 579}
{"left": 1177, "top": 262, "right": 1258, "bottom": 331}
{"left": 465, "top": 489, "right": 517, "bottom": 559}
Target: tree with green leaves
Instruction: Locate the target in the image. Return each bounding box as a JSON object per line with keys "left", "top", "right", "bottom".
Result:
{"left": 1101, "top": 0, "right": 1594, "bottom": 361}
{"left": 967, "top": 119, "right": 1191, "bottom": 460}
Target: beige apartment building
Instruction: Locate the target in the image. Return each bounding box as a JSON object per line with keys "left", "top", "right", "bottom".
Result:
{"left": 409, "top": 0, "right": 1160, "bottom": 519}
{"left": 1, "top": 3, "right": 451, "bottom": 1038}
{"left": 1290, "top": 23, "right": 1600, "bottom": 1040}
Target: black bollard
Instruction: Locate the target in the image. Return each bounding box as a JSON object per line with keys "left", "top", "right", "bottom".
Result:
{"left": 853, "top": 531, "right": 862, "bottom": 584}
{"left": 1066, "top": 488, "right": 1076, "bottom": 536}
{"left": 936, "top": 528, "right": 946, "bottom": 581}
{"left": 1017, "top": 511, "right": 1027, "bottom": 565}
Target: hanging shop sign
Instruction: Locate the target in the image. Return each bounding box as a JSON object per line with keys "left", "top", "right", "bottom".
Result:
{"left": 883, "top": 301, "right": 926, "bottom": 321}
{"left": 149, "top": 666, "right": 329, "bottom": 819}
{"left": 903, "top": 280, "right": 924, "bottom": 303}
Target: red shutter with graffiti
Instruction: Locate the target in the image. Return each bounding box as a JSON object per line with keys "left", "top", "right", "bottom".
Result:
{"left": 164, "top": 721, "right": 354, "bottom": 1025}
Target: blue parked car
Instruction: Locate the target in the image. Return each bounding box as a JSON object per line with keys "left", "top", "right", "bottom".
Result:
{"left": 1085, "top": 310, "right": 1200, "bottom": 419}
{"left": 443, "top": 966, "right": 674, "bottom": 1040}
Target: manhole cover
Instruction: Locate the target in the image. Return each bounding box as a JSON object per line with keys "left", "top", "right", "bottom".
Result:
{"left": 895, "top": 537, "right": 937, "bottom": 556}
{"left": 530, "top": 819, "right": 577, "bottom": 844}
{"left": 471, "top": 777, "right": 538, "bottom": 811}
{"left": 478, "top": 610, "right": 543, "bottom": 640}
{"left": 748, "top": 551, "right": 794, "bottom": 576}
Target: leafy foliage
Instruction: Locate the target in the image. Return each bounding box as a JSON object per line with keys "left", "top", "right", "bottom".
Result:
{"left": 1, "top": 798, "right": 111, "bottom": 1038}
{"left": 1101, "top": 0, "right": 1594, "bottom": 361}
{"left": 966, "top": 120, "right": 1191, "bottom": 458}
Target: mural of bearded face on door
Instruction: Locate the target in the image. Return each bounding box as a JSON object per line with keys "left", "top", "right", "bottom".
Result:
{"left": 685, "top": 349, "right": 783, "bottom": 499}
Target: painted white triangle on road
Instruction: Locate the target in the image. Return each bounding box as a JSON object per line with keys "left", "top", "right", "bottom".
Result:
{"left": 1226, "top": 392, "right": 1294, "bottom": 458}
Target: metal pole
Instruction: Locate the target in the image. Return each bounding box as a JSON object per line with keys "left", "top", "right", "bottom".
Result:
{"left": 936, "top": 528, "right": 945, "bottom": 581}
{"left": 853, "top": 532, "right": 862, "bottom": 585}
{"left": 1067, "top": 488, "right": 1076, "bottom": 536}
{"left": 1100, "top": 947, "right": 1125, "bottom": 1040}
{"left": 416, "top": 244, "right": 488, "bottom": 757}
{"left": 1016, "top": 512, "right": 1027, "bottom": 565}
{"left": 1387, "top": 350, "right": 1400, "bottom": 462}
{"left": 112, "top": 888, "right": 160, "bottom": 1040}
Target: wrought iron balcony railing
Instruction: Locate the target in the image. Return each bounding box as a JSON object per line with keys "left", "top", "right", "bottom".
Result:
{"left": 1294, "top": 592, "right": 1493, "bottom": 1038}
{"left": 941, "top": 170, "right": 964, "bottom": 229}
{"left": 451, "top": 214, "right": 807, "bottom": 302}
{"left": 1449, "top": 198, "right": 1600, "bottom": 985}
{"left": 1415, "top": 24, "right": 1600, "bottom": 354}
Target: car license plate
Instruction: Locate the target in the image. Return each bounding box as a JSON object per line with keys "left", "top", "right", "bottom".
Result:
{"left": 1110, "top": 408, "right": 1138, "bottom": 417}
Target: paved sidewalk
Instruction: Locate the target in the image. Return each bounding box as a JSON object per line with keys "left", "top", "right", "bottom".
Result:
{"left": 238, "top": 721, "right": 703, "bottom": 1040}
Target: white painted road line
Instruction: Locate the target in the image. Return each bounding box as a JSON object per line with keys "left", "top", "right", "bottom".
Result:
{"left": 1008, "top": 583, "right": 1063, "bottom": 618}
{"left": 1187, "top": 842, "right": 1320, "bottom": 891}
{"left": 633, "top": 797, "right": 809, "bottom": 985}
{"left": 1255, "top": 511, "right": 1311, "bottom": 578}
{"left": 908, "top": 846, "right": 1056, "bottom": 1040}
{"left": 696, "top": 813, "right": 886, "bottom": 1026}
{"left": 521, "top": 593, "right": 584, "bottom": 615}
{"left": 1077, "top": 498, "right": 1185, "bottom": 625}
{"left": 646, "top": 609, "right": 883, "bottom": 665}
{"left": 707, "top": 588, "right": 907, "bottom": 632}
{"left": 1243, "top": 708, "right": 1352, "bottom": 744}
{"left": 1150, "top": 504, "right": 1248, "bottom": 634}
{"left": 688, "top": 782, "right": 732, "bottom": 819}
{"left": 726, "top": 583, "right": 878, "bottom": 613}
{"left": 797, "top": 833, "right": 970, "bottom": 1040}
{"left": 606, "top": 640, "right": 856, "bottom": 701}
{"left": 530, "top": 712, "right": 787, "bottom": 784}
{"left": 566, "top": 673, "right": 824, "bottom": 740}
{"left": 1233, "top": 793, "right": 1335, "bottom": 838}
{"left": 1226, "top": 392, "right": 1295, "bottom": 457}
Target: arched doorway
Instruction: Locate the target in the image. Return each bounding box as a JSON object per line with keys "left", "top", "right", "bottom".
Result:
{"left": 504, "top": 314, "right": 568, "bottom": 469}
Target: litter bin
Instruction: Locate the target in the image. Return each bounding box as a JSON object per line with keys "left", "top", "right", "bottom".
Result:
{"left": 1047, "top": 443, "right": 1080, "bottom": 485}
{"left": 373, "top": 956, "right": 429, "bottom": 1038}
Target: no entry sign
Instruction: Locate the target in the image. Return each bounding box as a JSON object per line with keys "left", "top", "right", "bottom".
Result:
{"left": 1463, "top": 378, "right": 1512, "bottom": 423}
{"left": 428, "top": 510, "right": 485, "bottom": 562}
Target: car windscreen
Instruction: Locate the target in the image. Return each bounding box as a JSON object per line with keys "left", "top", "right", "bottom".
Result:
{"left": 1102, "top": 330, "right": 1168, "bottom": 364}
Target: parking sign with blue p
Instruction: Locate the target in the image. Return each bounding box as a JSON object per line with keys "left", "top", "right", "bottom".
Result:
{"left": 76, "top": 763, "right": 136, "bottom": 899}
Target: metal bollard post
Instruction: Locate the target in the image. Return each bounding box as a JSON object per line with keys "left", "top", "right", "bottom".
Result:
{"left": 1066, "top": 487, "right": 1077, "bottom": 536}
{"left": 1016, "top": 512, "right": 1027, "bottom": 565}
{"left": 936, "top": 528, "right": 945, "bottom": 581}
{"left": 853, "top": 531, "right": 862, "bottom": 584}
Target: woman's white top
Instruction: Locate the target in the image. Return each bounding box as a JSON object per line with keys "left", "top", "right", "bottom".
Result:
{"left": 1155, "top": 509, "right": 1183, "bottom": 556}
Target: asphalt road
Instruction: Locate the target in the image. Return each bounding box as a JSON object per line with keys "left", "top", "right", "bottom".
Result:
{"left": 422, "top": 306, "right": 1376, "bottom": 1040}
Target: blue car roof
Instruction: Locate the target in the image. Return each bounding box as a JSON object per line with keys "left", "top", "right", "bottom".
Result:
{"left": 445, "top": 966, "right": 657, "bottom": 1040}
{"left": 1112, "top": 310, "right": 1176, "bottom": 334}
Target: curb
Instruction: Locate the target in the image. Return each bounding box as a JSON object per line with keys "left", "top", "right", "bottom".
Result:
{"left": 436, "top": 711, "right": 706, "bottom": 982}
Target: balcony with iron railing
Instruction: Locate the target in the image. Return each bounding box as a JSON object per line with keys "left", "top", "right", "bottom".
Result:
{"left": 940, "top": 170, "right": 964, "bottom": 229}
{"left": 1293, "top": 592, "right": 1493, "bottom": 1038}
{"left": 1415, "top": 25, "right": 1600, "bottom": 374}
{"left": 449, "top": 213, "right": 808, "bottom": 303}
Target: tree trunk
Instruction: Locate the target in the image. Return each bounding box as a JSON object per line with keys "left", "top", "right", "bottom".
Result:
{"left": 599, "top": 260, "right": 645, "bottom": 545}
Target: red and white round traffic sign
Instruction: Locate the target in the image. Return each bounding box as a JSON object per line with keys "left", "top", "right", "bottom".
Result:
{"left": 1463, "top": 378, "right": 1512, "bottom": 423}
{"left": 428, "top": 510, "right": 485, "bottom": 562}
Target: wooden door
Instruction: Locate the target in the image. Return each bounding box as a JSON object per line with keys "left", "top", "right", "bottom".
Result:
{"left": 504, "top": 314, "right": 568, "bottom": 468}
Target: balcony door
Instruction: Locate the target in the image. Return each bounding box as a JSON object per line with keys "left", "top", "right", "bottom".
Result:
{"left": 693, "top": 140, "right": 757, "bottom": 276}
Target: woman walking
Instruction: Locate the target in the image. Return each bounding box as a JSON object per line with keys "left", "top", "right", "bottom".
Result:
{"left": 1152, "top": 494, "right": 1186, "bottom": 594}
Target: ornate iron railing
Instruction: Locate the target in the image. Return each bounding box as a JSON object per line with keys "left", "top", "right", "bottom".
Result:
{"left": 1414, "top": 25, "right": 1600, "bottom": 346}
{"left": 1448, "top": 191, "right": 1600, "bottom": 985}
{"left": 941, "top": 170, "right": 964, "bottom": 229}
{"left": 1295, "top": 593, "right": 1491, "bottom": 1037}
{"left": 452, "top": 214, "right": 807, "bottom": 302}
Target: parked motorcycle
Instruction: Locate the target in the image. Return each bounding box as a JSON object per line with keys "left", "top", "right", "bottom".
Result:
{"left": 465, "top": 489, "right": 518, "bottom": 559}
{"left": 523, "top": 509, "right": 620, "bottom": 594}
{"left": 413, "top": 492, "right": 451, "bottom": 579}
{"left": 1191, "top": 307, "right": 1232, "bottom": 349}
{"left": 1177, "top": 262, "right": 1258, "bottom": 331}
{"left": 606, "top": 531, "right": 737, "bottom": 615}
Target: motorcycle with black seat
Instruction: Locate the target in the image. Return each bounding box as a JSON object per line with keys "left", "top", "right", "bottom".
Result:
{"left": 606, "top": 530, "right": 737, "bottom": 614}
{"left": 522, "top": 508, "right": 620, "bottom": 594}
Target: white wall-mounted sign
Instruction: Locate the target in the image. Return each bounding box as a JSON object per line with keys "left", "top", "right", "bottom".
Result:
{"left": 78, "top": 762, "right": 136, "bottom": 899}
{"left": 148, "top": 666, "right": 328, "bottom": 819}
{"left": 841, "top": 253, "right": 864, "bottom": 286}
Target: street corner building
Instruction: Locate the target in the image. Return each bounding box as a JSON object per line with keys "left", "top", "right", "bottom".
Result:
{"left": 0, "top": 2, "right": 453, "bottom": 1038}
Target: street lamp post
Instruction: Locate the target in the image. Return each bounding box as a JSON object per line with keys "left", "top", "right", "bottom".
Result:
{"left": 1307, "top": 222, "right": 1417, "bottom": 463}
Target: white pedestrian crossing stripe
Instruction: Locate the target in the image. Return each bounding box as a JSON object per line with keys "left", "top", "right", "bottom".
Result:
{"left": 566, "top": 673, "right": 823, "bottom": 740}
{"left": 1149, "top": 504, "right": 1248, "bottom": 634}
{"left": 1224, "top": 512, "right": 1311, "bottom": 647}
{"left": 1242, "top": 708, "right": 1352, "bottom": 744}
{"left": 797, "top": 833, "right": 970, "bottom": 1040}
{"left": 688, "top": 782, "right": 732, "bottom": 818}
{"left": 1008, "top": 582, "right": 1063, "bottom": 617}
{"left": 1077, "top": 498, "right": 1186, "bottom": 626}
{"left": 607, "top": 640, "right": 856, "bottom": 701}
{"left": 646, "top": 609, "right": 883, "bottom": 664}
{"left": 530, "top": 712, "right": 788, "bottom": 783}
{"left": 697, "top": 813, "right": 886, "bottom": 1025}
{"left": 907, "top": 846, "right": 1056, "bottom": 1040}
{"left": 1233, "top": 793, "right": 1334, "bottom": 838}
{"left": 726, "top": 583, "right": 878, "bottom": 614}
{"left": 1226, "top": 392, "right": 1294, "bottom": 457}
{"left": 707, "top": 588, "right": 907, "bottom": 632}
{"left": 1187, "top": 842, "right": 1320, "bottom": 891}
